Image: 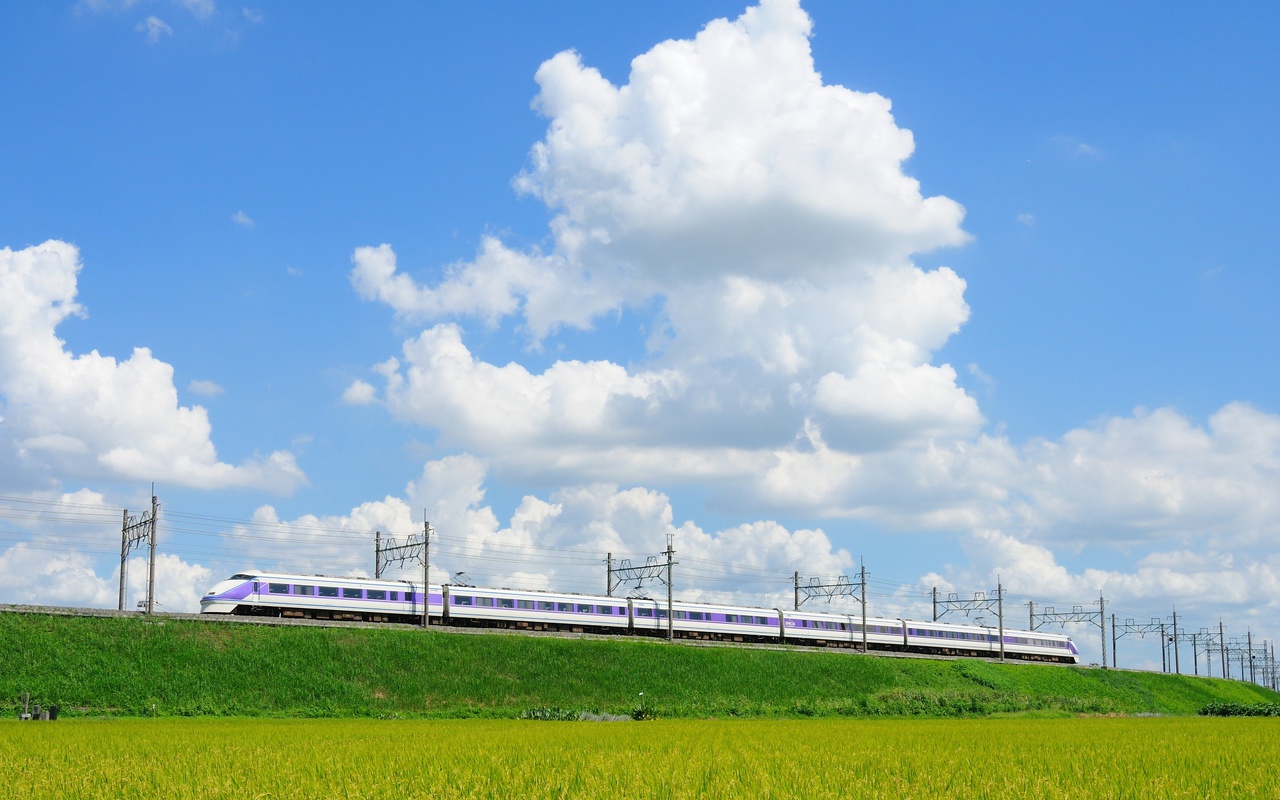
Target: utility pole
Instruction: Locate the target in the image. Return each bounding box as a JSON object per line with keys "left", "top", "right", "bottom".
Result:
{"left": 1111, "top": 614, "right": 1117, "bottom": 668}
{"left": 666, "top": 535, "right": 674, "bottom": 642}
{"left": 1248, "top": 630, "right": 1255, "bottom": 684}
{"left": 375, "top": 531, "right": 382, "bottom": 579}
{"left": 146, "top": 491, "right": 158, "bottom": 614}
{"left": 1098, "top": 592, "right": 1107, "bottom": 667}
{"left": 119, "top": 493, "right": 160, "bottom": 613}
{"left": 997, "top": 580, "right": 1005, "bottom": 662}
{"left": 860, "top": 561, "right": 868, "bottom": 653}
{"left": 933, "top": 587, "right": 1003, "bottom": 658}
{"left": 793, "top": 569, "right": 868, "bottom": 648}
{"left": 793, "top": 571, "right": 799, "bottom": 611}
{"left": 1171, "top": 609, "right": 1180, "bottom": 675}
{"left": 1031, "top": 597, "right": 1105, "bottom": 667}
{"left": 606, "top": 553, "right": 612, "bottom": 597}
{"left": 118, "top": 508, "right": 130, "bottom": 611}
{"left": 422, "top": 517, "right": 431, "bottom": 629}
{"left": 1199, "top": 628, "right": 1219, "bottom": 678}
{"left": 1160, "top": 622, "right": 1167, "bottom": 672}
{"left": 1220, "top": 619, "right": 1227, "bottom": 678}
{"left": 608, "top": 543, "right": 678, "bottom": 639}
{"left": 1027, "top": 601, "right": 1035, "bottom": 630}
{"left": 374, "top": 518, "right": 432, "bottom": 627}
{"left": 1112, "top": 617, "right": 1166, "bottom": 670}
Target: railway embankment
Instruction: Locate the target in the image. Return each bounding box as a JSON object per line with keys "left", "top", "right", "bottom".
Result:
{"left": 2, "top": 610, "right": 1276, "bottom": 719}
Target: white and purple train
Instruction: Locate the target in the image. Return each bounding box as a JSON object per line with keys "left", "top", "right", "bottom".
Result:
{"left": 200, "top": 571, "right": 1079, "bottom": 664}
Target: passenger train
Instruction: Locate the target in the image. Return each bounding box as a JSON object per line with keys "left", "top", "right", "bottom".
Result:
{"left": 200, "top": 571, "right": 1079, "bottom": 664}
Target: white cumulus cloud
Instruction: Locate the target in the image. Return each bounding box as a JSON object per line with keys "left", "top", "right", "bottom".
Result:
{"left": 349, "top": 0, "right": 978, "bottom": 488}
{"left": 0, "top": 241, "right": 306, "bottom": 493}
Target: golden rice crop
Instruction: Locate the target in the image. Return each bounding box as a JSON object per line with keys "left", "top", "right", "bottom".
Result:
{"left": 3, "top": 717, "right": 1276, "bottom": 799}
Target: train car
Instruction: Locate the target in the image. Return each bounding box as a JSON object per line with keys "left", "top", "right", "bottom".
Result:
{"left": 200, "top": 571, "right": 439, "bottom": 623}
{"left": 903, "top": 619, "right": 1078, "bottom": 663}
{"left": 442, "top": 585, "right": 630, "bottom": 634}
{"left": 631, "top": 598, "right": 783, "bottom": 642}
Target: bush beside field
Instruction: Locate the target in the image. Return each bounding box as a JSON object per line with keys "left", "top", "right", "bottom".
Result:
{"left": 1, "top": 612, "right": 1276, "bottom": 719}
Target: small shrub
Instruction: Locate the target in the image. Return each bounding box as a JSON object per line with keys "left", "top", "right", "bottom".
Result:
{"left": 518, "top": 707, "right": 580, "bottom": 721}
{"left": 1199, "top": 702, "right": 1280, "bottom": 717}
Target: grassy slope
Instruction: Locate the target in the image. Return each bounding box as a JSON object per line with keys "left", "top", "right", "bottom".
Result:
{"left": 2, "top": 613, "right": 1276, "bottom": 718}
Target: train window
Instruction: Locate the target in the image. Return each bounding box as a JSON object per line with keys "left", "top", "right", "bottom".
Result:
{"left": 538, "top": 601, "right": 554, "bottom": 611}
{"left": 342, "top": 588, "right": 362, "bottom": 599}
{"left": 557, "top": 603, "right": 573, "bottom": 612}
{"left": 725, "top": 614, "right": 738, "bottom": 623}
{"left": 759, "top": 617, "right": 770, "bottom": 625}
{"left": 476, "top": 597, "right": 493, "bottom": 607}
{"left": 389, "top": 591, "right": 399, "bottom": 601}
{"left": 367, "top": 590, "right": 386, "bottom": 601}
{"left": 231, "top": 573, "right": 254, "bottom": 580}
{"left": 838, "top": 623, "right": 848, "bottom": 631}
{"left": 294, "top": 585, "right": 314, "bottom": 596}
{"left": 268, "top": 583, "right": 290, "bottom": 594}
{"left": 576, "top": 604, "right": 593, "bottom": 613}
{"left": 497, "top": 598, "right": 514, "bottom": 609}
{"left": 318, "top": 586, "right": 338, "bottom": 598}
{"left": 636, "top": 608, "right": 653, "bottom": 617}
{"left": 518, "top": 600, "right": 534, "bottom": 609}
{"left": 453, "top": 595, "right": 473, "bottom": 606}
{"left": 674, "top": 611, "right": 688, "bottom": 620}
{"left": 688, "top": 611, "right": 703, "bottom": 621}
{"left": 657, "top": 609, "right": 669, "bottom": 619}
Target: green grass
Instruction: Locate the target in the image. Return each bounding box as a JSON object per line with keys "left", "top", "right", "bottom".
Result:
{"left": 1, "top": 612, "right": 1275, "bottom": 719}
{"left": 3, "top": 718, "right": 1278, "bottom": 798}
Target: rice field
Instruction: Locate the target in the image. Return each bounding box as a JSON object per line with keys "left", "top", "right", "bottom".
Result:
{"left": 4, "top": 717, "right": 1277, "bottom": 799}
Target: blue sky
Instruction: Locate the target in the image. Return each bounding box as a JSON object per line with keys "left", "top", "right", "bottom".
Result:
{"left": 1, "top": 1, "right": 1278, "bottom": 671}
